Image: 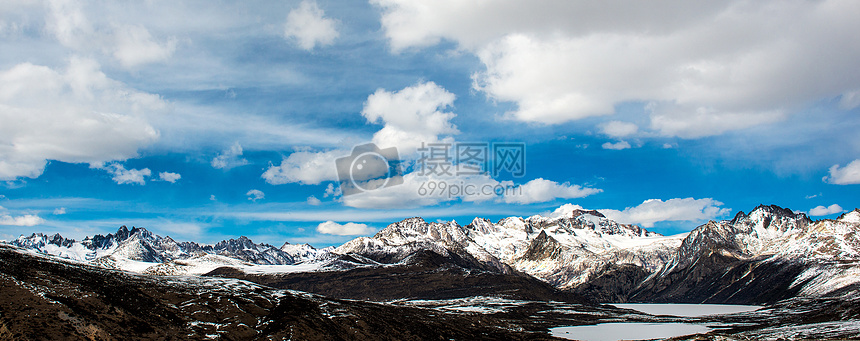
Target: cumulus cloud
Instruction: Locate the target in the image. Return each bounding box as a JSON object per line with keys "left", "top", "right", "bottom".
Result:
{"left": 246, "top": 189, "right": 265, "bottom": 202}
{"left": 340, "top": 172, "right": 489, "bottom": 209}
{"left": 316, "top": 221, "right": 374, "bottom": 235}
{"left": 211, "top": 142, "right": 249, "bottom": 170}
{"left": 53, "top": 207, "right": 66, "bottom": 215}
{"left": 0, "top": 213, "right": 44, "bottom": 226}
{"left": 363, "top": 81, "right": 458, "bottom": 153}
{"left": 158, "top": 172, "right": 181, "bottom": 183}
{"left": 548, "top": 203, "right": 586, "bottom": 219}
{"left": 0, "top": 58, "right": 163, "bottom": 180}
{"left": 503, "top": 178, "right": 602, "bottom": 204}
{"left": 262, "top": 81, "right": 458, "bottom": 186}
{"left": 262, "top": 149, "right": 340, "bottom": 185}
{"left": 0, "top": 206, "right": 45, "bottom": 226}
{"left": 99, "top": 163, "right": 151, "bottom": 185}
{"left": 601, "top": 121, "right": 638, "bottom": 137}
{"left": 823, "top": 159, "right": 860, "bottom": 185}
{"left": 307, "top": 195, "right": 322, "bottom": 206}
{"left": 601, "top": 198, "right": 731, "bottom": 227}
{"left": 601, "top": 141, "right": 631, "bottom": 150}
{"left": 341, "top": 172, "right": 600, "bottom": 209}
{"left": 324, "top": 183, "right": 339, "bottom": 198}
{"left": 809, "top": 204, "right": 844, "bottom": 216}
{"left": 260, "top": 81, "right": 596, "bottom": 209}
{"left": 284, "top": 0, "right": 339, "bottom": 50}
{"left": 375, "top": 1, "right": 860, "bottom": 137}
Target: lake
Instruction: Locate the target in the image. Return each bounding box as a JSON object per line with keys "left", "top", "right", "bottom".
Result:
{"left": 550, "top": 303, "right": 761, "bottom": 341}
{"left": 610, "top": 303, "right": 761, "bottom": 317}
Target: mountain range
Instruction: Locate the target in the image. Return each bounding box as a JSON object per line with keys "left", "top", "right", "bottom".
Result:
{"left": 3, "top": 204, "right": 860, "bottom": 339}
{"left": 5, "top": 204, "right": 860, "bottom": 305}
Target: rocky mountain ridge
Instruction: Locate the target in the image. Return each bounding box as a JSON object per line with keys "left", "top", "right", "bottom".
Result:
{"left": 5, "top": 204, "right": 860, "bottom": 305}
{"left": 8, "top": 225, "right": 326, "bottom": 271}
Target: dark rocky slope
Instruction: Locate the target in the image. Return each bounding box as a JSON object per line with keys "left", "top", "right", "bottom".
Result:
{"left": 206, "top": 249, "right": 588, "bottom": 303}
{"left": 0, "top": 245, "right": 565, "bottom": 340}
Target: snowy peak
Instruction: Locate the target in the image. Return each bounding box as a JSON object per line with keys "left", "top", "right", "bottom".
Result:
{"left": 214, "top": 236, "right": 259, "bottom": 252}
{"left": 675, "top": 204, "right": 812, "bottom": 260}
{"left": 373, "top": 217, "right": 470, "bottom": 246}
{"left": 14, "top": 233, "right": 75, "bottom": 249}
{"left": 331, "top": 210, "right": 679, "bottom": 289}
{"left": 732, "top": 204, "right": 811, "bottom": 229}
{"left": 837, "top": 209, "right": 860, "bottom": 224}
{"left": 280, "top": 242, "right": 327, "bottom": 263}
{"left": 6, "top": 225, "right": 317, "bottom": 268}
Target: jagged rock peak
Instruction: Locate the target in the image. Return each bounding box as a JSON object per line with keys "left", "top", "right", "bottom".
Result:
{"left": 522, "top": 230, "right": 562, "bottom": 261}
{"left": 464, "top": 218, "right": 498, "bottom": 236}
{"left": 567, "top": 209, "right": 606, "bottom": 219}
{"left": 113, "top": 225, "right": 155, "bottom": 242}
{"left": 732, "top": 204, "right": 811, "bottom": 225}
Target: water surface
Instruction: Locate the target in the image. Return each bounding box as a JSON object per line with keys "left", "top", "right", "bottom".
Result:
{"left": 551, "top": 322, "right": 711, "bottom": 341}
{"left": 610, "top": 303, "right": 761, "bottom": 317}
{"left": 550, "top": 304, "right": 762, "bottom": 340}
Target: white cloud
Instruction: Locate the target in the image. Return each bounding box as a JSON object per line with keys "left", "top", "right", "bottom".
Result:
{"left": 376, "top": 1, "right": 860, "bottom": 137}
{"left": 340, "top": 172, "right": 486, "bottom": 209}
{"left": 0, "top": 213, "right": 44, "bottom": 226}
{"left": 158, "top": 172, "right": 181, "bottom": 183}
{"left": 262, "top": 81, "right": 459, "bottom": 187}
{"left": 823, "top": 159, "right": 860, "bottom": 185}
{"left": 602, "top": 141, "right": 631, "bottom": 150}
{"left": 316, "top": 221, "right": 374, "bottom": 236}
{"left": 648, "top": 103, "right": 785, "bottom": 138}
{"left": 601, "top": 198, "right": 731, "bottom": 228}
{"left": 363, "top": 81, "right": 458, "bottom": 153}
{"left": 809, "top": 204, "right": 844, "bottom": 216}
{"left": 0, "top": 206, "right": 45, "bottom": 226}
{"left": 601, "top": 121, "right": 638, "bottom": 137}
{"left": 53, "top": 207, "right": 66, "bottom": 215}
{"left": 209, "top": 195, "right": 217, "bottom": 201}
{"left": 324, "top": 183, "right": 338, "bottom": 198}
{"left": 503, "top": 178, "right": 602, "bottom": 204}
{"left": 262, "top": 149, "right": 340, "bottom": 185}
{"left": 307, "top": 195, "right": 321, "bottom": 206}
{"left": 99, "top": 163, "right": 151, "bottom": 185}
{"left": 805, "top": 193, "right": 821, "bottom": 199}
{"left": 0, "top": 58, "right": 163, "bottom": 180}
{"left": 341, "top": 172, "right": 600, "bottom": 209}
{"left": 284, "top": 0, "right": 339, "bottom": 50}
{"left": 246, "top": 189, "right": 265, "bottom": 202}
{"left": 46, "top": 0, "right": 93, "bottom": 49}
{"left": 211, "top": 142, "right": 249, "bottom": 169}
{"left": 47, "top": 0, "right": 176, "bottom": 68}
{"left": 548, "top": 203, "right": 585, "bottom": 219}
{"left": 112, "top": 24, "right": 177, "bottom": 68}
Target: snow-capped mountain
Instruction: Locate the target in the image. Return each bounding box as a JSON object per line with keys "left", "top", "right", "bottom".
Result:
{"left": 630, "top": 205, "right": 860, "bottom": 303}
{"left": 7, "top": 226, "right": 328, "bottom": 274}
{"left": 334, "top": 209, "right": 683, "bottom": 290}
{"left": 331, "top": 205, "right": 860, "bottom": 304}
{"left": 6, "top": 204, "right": 860, "bottom": 305}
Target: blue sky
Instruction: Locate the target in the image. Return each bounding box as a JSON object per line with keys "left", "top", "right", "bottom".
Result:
{"left": 2, "top": 0, "right": 859, "bottom": 247}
